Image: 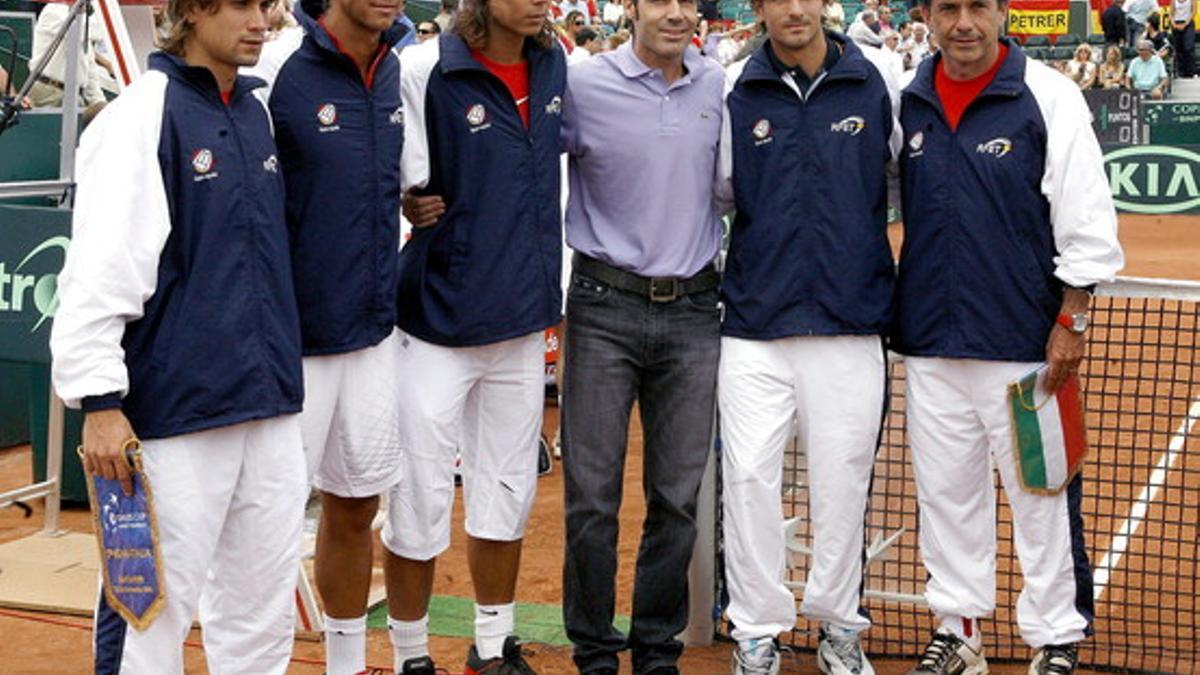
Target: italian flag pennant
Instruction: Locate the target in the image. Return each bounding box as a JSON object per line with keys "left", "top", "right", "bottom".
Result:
{"left": 1007, "top": 365, "right": 1088, "bottom": 495}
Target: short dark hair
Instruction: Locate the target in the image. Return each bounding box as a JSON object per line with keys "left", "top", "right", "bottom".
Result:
{"left": 576, "top": 27, "right": 598, "bottom": 45}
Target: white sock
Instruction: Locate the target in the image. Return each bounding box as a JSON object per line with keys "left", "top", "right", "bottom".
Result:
{"left": 323, "top": 614, "right": 367, "bottom": 675}
{"left": 474, "top": 602, "right": 515, "bottom": 659}
{"left": 738, "top": 636, "right": 775, "bottom": 657}
{"left": 388, "top": 615, "right": 430, "bottom": 670}
{"left": 940, "top": 615, "right": 984, "bottom": 652}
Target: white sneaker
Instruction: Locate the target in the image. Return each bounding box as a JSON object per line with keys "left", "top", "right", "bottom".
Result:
{"left": 907, "top": 628, "right": 988, "bottom": 675}
{"left": 732, "top": 637, "right": 781, "bottom": 675}
{"left": 817, "top": 624, "right": 875, "bottom": 675}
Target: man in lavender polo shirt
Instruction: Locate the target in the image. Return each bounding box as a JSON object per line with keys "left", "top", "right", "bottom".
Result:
{"left": 559, "top": 0, "right": 726, "bottom": 672}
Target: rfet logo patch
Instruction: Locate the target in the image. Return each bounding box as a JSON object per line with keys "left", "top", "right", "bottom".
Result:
{"left": 830, "top": 115, "right": 865, "bottom": 136}
{"left": 317, "top": 103, "right": 338, "bottom": 126}
{"left": 976, "top": 137, "right": 1013, "bottom": 158}
{"left": 191, "top": 149, "right": 215, "bottom": 175}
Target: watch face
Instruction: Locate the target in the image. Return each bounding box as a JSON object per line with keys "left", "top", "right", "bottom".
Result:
{"left": 1072, "top": 313, "right": 1088, "bottom": 332}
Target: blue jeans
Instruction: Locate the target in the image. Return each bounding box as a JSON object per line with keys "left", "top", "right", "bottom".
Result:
{"left": 561, "top": 270, "right": 720, "bottom": 674}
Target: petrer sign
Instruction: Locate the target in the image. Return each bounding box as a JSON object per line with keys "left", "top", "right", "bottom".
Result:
{"left": 1103, "top": 145, "right": 1200, "bottom": 215}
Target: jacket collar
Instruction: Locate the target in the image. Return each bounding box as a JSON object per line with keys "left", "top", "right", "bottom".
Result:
{"left": 149, "top": 51, "right": 265, "bottom": 104}
{"left": 437, "top": 32, "right": 557, "bottom": 76}
{"left": 294, "top": 4, "right": 409, "bottom": 55}
{"left": 904, "top": 36, "right": 1027, "bottom": 107}
{"left": 739, "top": 31, "right": 871, "bottom": 87}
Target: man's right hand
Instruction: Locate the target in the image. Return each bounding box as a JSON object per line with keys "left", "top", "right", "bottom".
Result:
{"left": 403, "top": 190, "right": 446, "bottom": 228}
{"left": 82, "top": 409, "right": 137, "bottom": 496}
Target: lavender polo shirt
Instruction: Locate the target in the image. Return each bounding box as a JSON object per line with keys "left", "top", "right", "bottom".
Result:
{"left": 561, "top": 42, "right": 725, "bottom": 278}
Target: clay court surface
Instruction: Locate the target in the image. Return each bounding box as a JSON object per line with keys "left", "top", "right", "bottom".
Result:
{"left": 0, "top": 213, "right": 1196, "bottom": 673}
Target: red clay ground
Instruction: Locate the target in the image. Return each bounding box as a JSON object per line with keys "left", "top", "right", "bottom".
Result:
{"left": 0, "top": 213, "right": 1195, "bottom": 673}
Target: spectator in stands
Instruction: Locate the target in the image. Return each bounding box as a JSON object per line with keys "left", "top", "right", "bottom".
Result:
{"left": 824, "top": 0, "right": 846, "bottom": 31}
{"left": 564, "top": 9, "right": 586, "bottom": 44}
{"left": 266, "top": 0, "right": 299, "bottom": 38}
{"left": 1065, "top": 44, "right": 1098, "bottom": 88}
{"left": 561, "top": 0, "right": 592, "bottom": 23}
{"left": 602, "top": 0, "right": 625, "bottom": 25}
{"left": 1127, "top": 39, "right": 1169, "bottom": 97}
{"left": 879, "top": 3, "right": 894, "bottom": 30}
{"left": 28, "top": 2, "right": 109, "bottom": 108}
{"left": 1099, "top": 44, "right": 1126, "bottom": 87}
{"left": 416, "top": 19, "right": 441, "bottom": 42}
{"left": 1145, "top": 13, "right": 1171, "bottom": 57}
{"left": 607, "top": 27, "right": 630, "bottom": 50}
{"left": 1171, "top": 0, "right": 1196, "bottom": 78}
{"left": 856, "top": 0, "right": 879, "bottom": 23}
{"left": 0, "top": 64, "right": 32, "bottom": 109}
{"left": 575, "top": 26, "right": 603, "bottom": 54}
{"left": 902, "top": 21, "right": 932, "bottom": 68}
{"left": 433, "top": 0, "right": 456, "bottom": 31}
{"left": 392, "top": 0, "right": 418, "bottom": 50}
{"left": 1101, "top": 0, "right": 1125, "bottom": 46}
{"left": 848, "top": 9, "right": 884, "bottom": 46}
{"left": 1124, "top": 0, "right": 1155, "bottom": 46}
{"left": 881, "top": 29, "right": 906, "bottom": 78}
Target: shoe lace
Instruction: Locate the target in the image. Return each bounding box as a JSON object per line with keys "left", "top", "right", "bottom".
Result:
{"left": 735, "top": 641, "right": 778, "bottom": 674}
{"left": 1039, "top": 645, "right": 1078, "bottom": 675}
{"left": 917, "top": 633, "right": 960, "bottom": 671}
{"left": 826, "top": 633, "right": 864, "bottom": 673}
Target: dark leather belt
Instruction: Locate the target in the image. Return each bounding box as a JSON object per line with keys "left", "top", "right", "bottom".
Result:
{"left": 573, "top": 253, "right": 719, "bottom": 303}
{"left": 35, "top": 74, "right": 65, "bottom": 90}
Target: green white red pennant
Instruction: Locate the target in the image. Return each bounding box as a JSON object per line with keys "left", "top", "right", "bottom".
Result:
{"left": 1008, "top": 366, "right": 1089, "bottom": 494}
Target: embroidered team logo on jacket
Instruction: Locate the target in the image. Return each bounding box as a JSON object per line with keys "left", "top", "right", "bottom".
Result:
{"left": 752, "top": 118, "right": 773, "bottom": 146}
{"left": 976, "top": 137, "right": 1013, "bottom": 158}
{"left": 830, "top": 116, "right": 865, "bottom": 136}
{"left": 467, "top": 103, "right": 487, "bottom": 126}
{"left": 191, "top": 149, "right": 218, "bottom": 181}
{"left": 545, "top": 96, "right": 562, "bottom": 115}
{"left": 466, "top": 103, "right": 491, "bottom": 133}
{"left": 907, "top": 131, "right": 924, "bottom": 158}
{"left": 389, "top": 106, "right": 404, "bottom": 125}
{"left": 317, "top": 103, "right": 338, "bottom": 127}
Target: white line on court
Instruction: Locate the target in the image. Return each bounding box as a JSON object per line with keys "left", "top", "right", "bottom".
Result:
{"left": 1093, "top": 398, "right": 1200, "bottom": 600}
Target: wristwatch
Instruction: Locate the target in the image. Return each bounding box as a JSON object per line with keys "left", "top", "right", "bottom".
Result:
{"left": 1056, "top": 312, "right": 1088, "bottom": 334}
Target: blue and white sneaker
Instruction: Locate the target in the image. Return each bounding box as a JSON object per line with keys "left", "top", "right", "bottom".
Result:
{"left": 818, "top": 624, "right": 875, "bottom": 675}
{"left": 732, "top": 637, "right": 781, "bottom": 675}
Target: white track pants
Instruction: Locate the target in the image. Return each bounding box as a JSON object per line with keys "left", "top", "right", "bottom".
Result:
{"left": 93, "top": 415, "right": 307, "bottom": 674}
{"left": 720, "top": 335, "right": 885, "bottom": 641}
{"left": 905, "top": 357, "right": 1093, "bottom": 648}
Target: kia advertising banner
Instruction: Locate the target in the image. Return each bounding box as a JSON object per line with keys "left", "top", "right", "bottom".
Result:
{"left": 1103, "top": 145, "right": 1200, "bottom": 215}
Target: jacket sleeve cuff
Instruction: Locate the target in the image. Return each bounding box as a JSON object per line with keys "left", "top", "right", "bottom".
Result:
{"left": 81, "top": 392, "right": 123, "bottom": 413}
